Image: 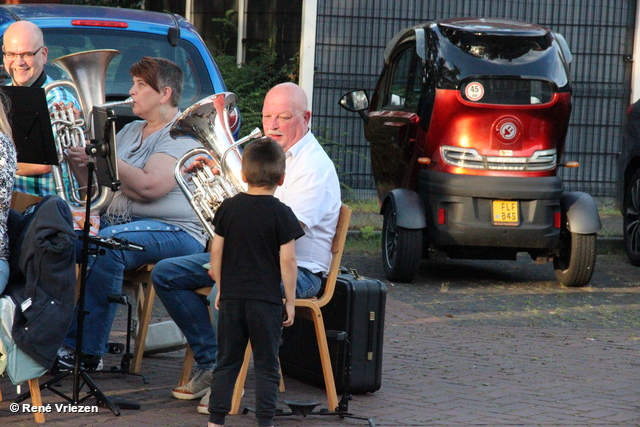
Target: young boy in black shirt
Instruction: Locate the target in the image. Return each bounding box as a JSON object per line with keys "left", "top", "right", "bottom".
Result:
{"left": 207, "top": 137, "right": 303, "bottom": 427}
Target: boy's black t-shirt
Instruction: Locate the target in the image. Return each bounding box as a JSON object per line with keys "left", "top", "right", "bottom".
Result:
{"left": 212, "top": 192, "right": 304, "bottom": 304}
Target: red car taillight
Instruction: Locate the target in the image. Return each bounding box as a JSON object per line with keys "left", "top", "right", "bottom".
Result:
{"left": 438, "top": 208, "right": 446, "bottom": 225}
{"left": 72, "top": 20, "right": 128, "bottom": 28}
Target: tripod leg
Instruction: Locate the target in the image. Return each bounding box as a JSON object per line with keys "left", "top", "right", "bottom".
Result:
{"left": 13, "top": 370, "right": 72, "bottom": 404}
{"left": 81, "top": 371, "right": 121, "bottom": 416}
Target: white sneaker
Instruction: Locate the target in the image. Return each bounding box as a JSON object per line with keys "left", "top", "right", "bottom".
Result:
{"left": 197, "top": 388, "right": 210, "bottom": 414}
{"left": 198, "top": 388, "right": 244, "bottom": 415}
{"left": 172, "top": 369, "right": 212, "bottom": 400}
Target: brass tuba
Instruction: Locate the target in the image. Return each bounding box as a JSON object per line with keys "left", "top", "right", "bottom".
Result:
{"left": 171, "top": 92, "right": 261, "bottom": 238}
{"left": 45, "top": 49, "right": 128, "bottom": 213}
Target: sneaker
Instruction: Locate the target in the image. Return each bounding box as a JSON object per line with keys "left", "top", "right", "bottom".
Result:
{"left": 54, "top": 346, "right": 103, "bottom": 372}
{"left": 198, "top": 388, "right": 243, "bottom": 415}
{"left": 172, "top": 369, "right": 212, "bottom": 400}
{"left": 197, "top": 388, "right": 210, "bottom": 414}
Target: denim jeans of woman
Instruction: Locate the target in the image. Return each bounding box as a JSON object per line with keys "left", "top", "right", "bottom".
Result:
{"left": 153, "top": 255, "right": 322, "bottom": 371}
{"left": 64, "top": 218, "right": 204, "bottom": 357}
{"left": 0, "top": 259, "right": 8, "bottom": 295}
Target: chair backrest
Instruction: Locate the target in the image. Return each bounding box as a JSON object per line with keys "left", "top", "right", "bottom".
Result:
{"left": 10, "top": 191, "right": 43, "bottom": 213}
{"left": 312, "top": 204, "right": 351, "bottom": 308}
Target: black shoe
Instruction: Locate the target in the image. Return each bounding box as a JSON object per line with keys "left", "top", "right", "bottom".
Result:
{"left": 54, "top": 346, "right": 103, "bottom": 372}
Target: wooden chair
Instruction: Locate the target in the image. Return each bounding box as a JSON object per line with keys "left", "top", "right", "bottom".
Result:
{"left": 229, "top": 204, "right": 352, "bottom": 414}
{"left": 126, "top": 239, "right": 214, "bottom": 373}
{"left": 0, "top": 379, "right": 45, "bottom": 423}
{"left": 177, "top": 286, "right": 215, "bottom": 387}
{"left": 10, "top": 191, "right": 42, "bottom": 212}
{"left": 123, "top": 264, "right": 157, "bottom": 374}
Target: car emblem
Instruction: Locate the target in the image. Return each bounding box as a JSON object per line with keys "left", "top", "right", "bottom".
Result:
{"left": 495, "top": 117, "right": 521, "bottom": 143}
{"left": 499, "top": 122, "right": 517, "bottom": 140}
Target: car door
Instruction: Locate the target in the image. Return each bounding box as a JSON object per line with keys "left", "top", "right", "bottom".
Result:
{"left": 365, "top": 41, "right": 423, "bottom": 196}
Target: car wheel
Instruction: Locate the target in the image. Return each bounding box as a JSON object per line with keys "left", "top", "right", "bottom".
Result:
{"left": 623, "top": 169, "right": 640, "bottom": 265}
{"left": 382, "top": 203, "right": 422, "bottom": 282}
{"left": 553, "top": 229, "right": 596, "bottom": 287}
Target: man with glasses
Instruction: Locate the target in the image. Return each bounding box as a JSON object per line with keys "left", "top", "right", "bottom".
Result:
{"left": 152, "top": 82, "right": 342, "bottom": 414}
{"left": 2, "top": 20, "right": 80, "bottom": 197}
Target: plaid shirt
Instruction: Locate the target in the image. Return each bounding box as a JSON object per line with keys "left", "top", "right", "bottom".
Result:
{"left": 13, "top": 75, "right": 81, "bottom": 197}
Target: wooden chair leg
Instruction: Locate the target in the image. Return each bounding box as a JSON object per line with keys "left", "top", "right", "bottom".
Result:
{"left": 179, "top": 345, "right": 195, "bottom": 387}
{"left": 312, "top": 310, "right": 339, "bottom": 412}
{"left": 28, "top": 378, "right": 45, "bottom": 423}
{"left": 75, "top": 265, "right": 81, "bottom": 303}
{"left": 278, "top": 363, "right": 285, "bottom": 392}
{"left": 131, "top": 283, "right": 156, "bottom": 374}
{"left": 229, "top": 342, "right": 252, "bottom": 415}
{"left": 177, "top": 286, "right": 214, "bottom": 388}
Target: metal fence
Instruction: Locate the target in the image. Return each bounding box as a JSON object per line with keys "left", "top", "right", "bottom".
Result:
{"left": 312, "top": 0, "right": 636, "bottom": 202}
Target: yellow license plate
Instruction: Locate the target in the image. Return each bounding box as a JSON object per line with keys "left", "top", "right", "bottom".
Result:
{"left": 492, "top": 200, "right": 519, "bottom": 225}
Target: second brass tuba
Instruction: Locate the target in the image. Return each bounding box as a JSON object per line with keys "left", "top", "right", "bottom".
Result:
{"left": 45, "top": 49, "right": 128, "bottom": 213}
{"left": 171, "top": 92, "right": 261, "bottom": 238}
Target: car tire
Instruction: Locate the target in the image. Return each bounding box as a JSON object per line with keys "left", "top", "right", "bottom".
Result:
{"left": 623, "top": 169, "right": 640, "bottom": 266}
{"left": 382, "top": 203, "right": 422, "bottom": 282}
{"left": 553, "top": 229, "right": 596, "bottom": 287}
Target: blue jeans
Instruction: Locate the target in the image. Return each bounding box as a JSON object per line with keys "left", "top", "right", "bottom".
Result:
{"left": 0, "top": 259, "right": 8, "bottom": 295}
{"left": 152, "top": 253, "right": 322, "bottom": 370}
{"left": 64, "top": 219, "right": 204, "bottom": 357}
{"left": 152, "top": 252, "right": 217, "bottom": 371}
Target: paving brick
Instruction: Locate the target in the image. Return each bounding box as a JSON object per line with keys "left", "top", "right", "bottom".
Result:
{"left": 2, "top": 265, "right": 640, "bottom": 426}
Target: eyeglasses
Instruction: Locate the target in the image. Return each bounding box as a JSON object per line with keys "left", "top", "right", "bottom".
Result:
{"left": 3, "top": 46, "right": 44, "bottom": 61}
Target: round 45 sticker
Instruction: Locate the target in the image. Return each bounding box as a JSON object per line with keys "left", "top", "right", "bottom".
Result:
{"left": 465, "top": 82, "right": 484, "bottom": 101}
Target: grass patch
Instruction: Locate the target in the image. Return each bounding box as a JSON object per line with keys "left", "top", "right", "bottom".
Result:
{"left": 345, "top": 198, "right": 383, "bottom": 231}
{"left": 598, "top": 203, "right": 619, "bottom": 217}
{"left": 345, "top": 198, "right": 380, "bottom": 214}
{"left": 345, "top": 233, "right": 381, "bottom": 254}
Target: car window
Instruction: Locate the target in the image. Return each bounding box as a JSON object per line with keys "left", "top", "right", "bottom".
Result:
{"left": 1, "top": 28, "right": 214, "bottom": 110}
{"left": 460, "top": 78, "right": 555, "bottom": 105}
{"left": 384, "top": 44, "right": 422, "bottom": 112}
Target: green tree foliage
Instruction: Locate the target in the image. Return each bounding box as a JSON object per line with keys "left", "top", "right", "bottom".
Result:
{"left": 213, "top": 48, "right": 297, "bottom": 137}
{"left": 209, "top": 12, "right": 297, "bottom": 137}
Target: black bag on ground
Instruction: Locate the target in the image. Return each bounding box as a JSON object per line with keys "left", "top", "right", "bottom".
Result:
{"left": 280, "top": 271, "right": 386, "bottom": 394}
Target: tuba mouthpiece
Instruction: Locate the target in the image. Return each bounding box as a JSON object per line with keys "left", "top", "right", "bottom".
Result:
{"left": 100, "top": 97, "right": 133, "bottom": 108}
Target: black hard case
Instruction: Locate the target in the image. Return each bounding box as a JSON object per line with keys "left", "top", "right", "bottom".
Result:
{"left": 280, "top": 272, "right": 386, "bottom": 394}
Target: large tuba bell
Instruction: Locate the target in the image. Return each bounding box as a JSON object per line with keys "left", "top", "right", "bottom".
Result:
{"left": 171, "top": 92, "right": 261, "bottom": 237}
{"left": 45, "top": 49, "right": 130, "bottom": 213}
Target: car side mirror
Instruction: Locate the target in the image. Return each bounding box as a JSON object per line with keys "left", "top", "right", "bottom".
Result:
{"left": 339, "top": 90, "right": 369, "bottom": 123}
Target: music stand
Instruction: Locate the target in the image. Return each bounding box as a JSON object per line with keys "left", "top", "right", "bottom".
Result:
{"left": 14, "top": 105, "right": 141, "bottom": 415}
{"left": 0, "top": 86, "right": 57, "bottom": 165}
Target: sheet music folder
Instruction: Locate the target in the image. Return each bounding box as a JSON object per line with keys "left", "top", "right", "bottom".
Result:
{"left": 1, "top": 85, "right": 58, "bottom": 165}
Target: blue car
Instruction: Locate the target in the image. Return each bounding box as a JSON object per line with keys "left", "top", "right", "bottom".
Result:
{"left": 0, "top": 4, "right": 239, "bottom": 133}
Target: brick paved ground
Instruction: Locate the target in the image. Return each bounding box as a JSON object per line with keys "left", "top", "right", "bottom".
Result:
{"left": 3, "top": 221, "right": 640, "bottom": 426}
{"left": 3, "top": 287, "right": 640, "bottom": 426}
